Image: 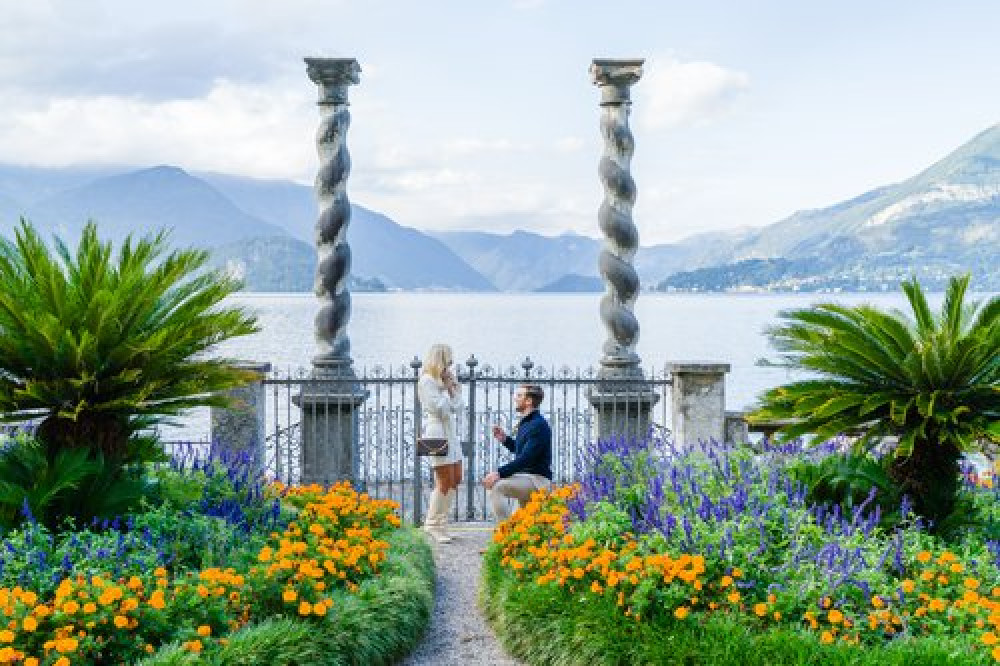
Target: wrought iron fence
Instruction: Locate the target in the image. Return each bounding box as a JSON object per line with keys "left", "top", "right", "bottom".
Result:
{"left": 261, "top": 356, "right": 672, "bottom": 523}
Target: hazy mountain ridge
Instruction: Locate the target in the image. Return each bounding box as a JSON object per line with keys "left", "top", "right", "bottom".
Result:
{"left": 1, "top": 122, "right": 996, "bottom": 292}
{"left": 659, "top": 124, "right": 1000, "bottom": 291}
{"left": 0, "top": 164, "right": 493, "bottom": 292}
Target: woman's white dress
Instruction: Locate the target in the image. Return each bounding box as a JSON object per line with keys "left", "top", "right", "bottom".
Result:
{"left": 417, "top": 374, "right": 464, "bottom": 468}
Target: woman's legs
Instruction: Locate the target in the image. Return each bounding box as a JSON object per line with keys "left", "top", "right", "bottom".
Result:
{"left": 424, "top": 465, "right": 454, "bottom": 543}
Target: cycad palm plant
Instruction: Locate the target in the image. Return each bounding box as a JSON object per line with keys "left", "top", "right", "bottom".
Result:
{"left": 750, "top": 275, "right": 1000, "bottom": 528}
{"left": 0, "top": 219, "right": 259, "bottom": 465}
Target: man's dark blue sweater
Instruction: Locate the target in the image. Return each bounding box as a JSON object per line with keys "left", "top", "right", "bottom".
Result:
{"left": 498, "top": 409, "right": 552, "bottom": 479}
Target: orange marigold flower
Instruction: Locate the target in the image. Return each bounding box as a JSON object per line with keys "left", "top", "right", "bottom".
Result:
{"left": 674, "top": 606, "right": 690, "bottom": 620}
{"left": 753, "top": 603, "right": 768, "bottom": 617}
{"left": 982, "top": 631, "right": 998, "bottom": 646}
{"left": 197, "top": 625, "right": 211, "bottom": 637}
{"left": 916, "top": 551, "right": 932, "bottom": 563}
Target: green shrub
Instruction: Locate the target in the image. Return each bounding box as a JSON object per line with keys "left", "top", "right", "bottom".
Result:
{"left": 750, "top": 275, "right": 1000, "bottom": 529}
{"left": 0, "top": 219, "right": 257, "bottom": 469}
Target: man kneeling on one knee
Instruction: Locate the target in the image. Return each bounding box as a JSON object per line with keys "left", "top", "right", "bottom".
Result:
{"left": 482, "top": 383, "right": 552, "bottom": 522}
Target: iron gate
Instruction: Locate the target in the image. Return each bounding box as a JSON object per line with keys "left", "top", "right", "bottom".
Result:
{"left": 260, "top": 356, "right": 671, "bottom": 523}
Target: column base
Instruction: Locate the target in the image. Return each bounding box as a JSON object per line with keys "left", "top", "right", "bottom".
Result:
{"left": 587, "top": 385, "right": 660, "bottom": 442}
{"left": 294, "top": 365, "right": 368, "bottom": 486}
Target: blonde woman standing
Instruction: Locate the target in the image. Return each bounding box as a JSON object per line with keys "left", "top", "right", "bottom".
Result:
{"left": 417, "top": 343, "right": 465, "bottom": 543}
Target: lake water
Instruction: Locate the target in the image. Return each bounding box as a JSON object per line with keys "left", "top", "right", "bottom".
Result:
{"left": 213, "top": 290, "right": 956, "bottom": 412}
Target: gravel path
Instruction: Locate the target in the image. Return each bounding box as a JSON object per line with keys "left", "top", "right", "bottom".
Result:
{"left": 401, "top": 523, "right": 523, "bottom": 666}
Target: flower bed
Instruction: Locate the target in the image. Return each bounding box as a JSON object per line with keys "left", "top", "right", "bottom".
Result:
{"left": 482, "top": 437, "right": 1000, "bottom": 665}
{"left": 0, "top": 468, "right": 433, "bottom": 665}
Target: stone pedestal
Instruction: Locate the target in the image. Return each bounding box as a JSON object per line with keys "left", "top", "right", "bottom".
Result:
{"left": 667, "top": 362, "right": 731, "bottom": 446}
{"left": 296, "top": 383, "right": 368, "bottom": 486}
{"left": 725, "top": 410, "right": 750, "bottom": 445}
{"left": 210, "top": 361, "right": 271, "bottom": 465}
{"left": 587, "top": 385, "right": 660, "bottom": 441}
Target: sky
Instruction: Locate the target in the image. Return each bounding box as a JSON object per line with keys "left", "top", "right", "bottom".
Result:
{"left": 0, "top": 0, "right": 998, "bottom": 245}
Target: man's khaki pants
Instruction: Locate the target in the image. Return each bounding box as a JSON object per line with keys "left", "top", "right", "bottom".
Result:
{"left": 490, "top": 473, "right": 551, "bottom": 522}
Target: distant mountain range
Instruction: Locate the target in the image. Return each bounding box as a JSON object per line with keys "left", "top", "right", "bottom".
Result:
{"left": 0, "top": 122, "right": 996, "bottom": 292}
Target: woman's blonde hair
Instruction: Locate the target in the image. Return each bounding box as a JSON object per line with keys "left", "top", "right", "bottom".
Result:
{"left": 422, "top": 343, "right": 454, "bottom": 380}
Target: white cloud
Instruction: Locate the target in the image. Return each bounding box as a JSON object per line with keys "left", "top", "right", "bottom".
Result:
{"left": 443, "top": 137, "right": 528, "bottom": 156}
{"left": 638, "top": 56, "right": 749, "bottom": 131}
{"left": 0, "top": 78, "right": 316, "bottom": 180}
{"left": 554, "top": 136, "right": 585, "bottom": 152}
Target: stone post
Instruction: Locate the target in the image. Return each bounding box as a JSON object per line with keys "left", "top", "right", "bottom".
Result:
{"left": 210, "top": 361, "right": 272, "bottom": 467}
{"left": 297, "top": 57, "right": 368, "bottom": 486}
{"left": 667, "top": 362, "right": 731, "bottom": 447}
{"left": 725, "top": 410, "right": 750, "bottom": 446}
{"left": 587, "top": 58, "right": 658, "bottom": 439}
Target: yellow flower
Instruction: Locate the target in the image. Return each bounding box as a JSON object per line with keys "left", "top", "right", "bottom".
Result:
{"left": 674, "top": 606, "right": 690, "bottom": 619}
{"left": 753, "top": 603, "right": 768, "bottom": 617}
{"left": 827, "top": 609, "right": 844, "bottom": 625}
{"left": 22, "top": 616, "right": 38, "bottom": 632}
{"left": 820, "top": 631, "right": 834, "bottom": 644}
{"left": 298, "top": 601, "right": 313, "bottom": 616}
{"left": 114, "top": 615, "right": 128, "bottom": 629}
{"left": 916, "top": 551, "right": 932, "bottom": 563}
{"left": 148, "top": 591, "right": 165, "bottom": 610}
{"left": 197, "top": 625, "right": 212, "bottom": 637}
{"left": 54, "top": 637, "right": 78, "bottom": 653}
{"left": 982, "top": 632, "right": 998, "bottom": 646}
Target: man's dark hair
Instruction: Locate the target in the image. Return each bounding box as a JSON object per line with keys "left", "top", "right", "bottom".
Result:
{"left": 519, "top": 383, "right": 544, "bottom": 408}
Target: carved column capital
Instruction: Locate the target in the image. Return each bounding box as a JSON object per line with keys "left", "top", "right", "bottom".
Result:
{"left": 590, "top": 59, "right": 644, "bottom": 106}
{"left": 305, "top": 57, "right": 361, "bottom": 105}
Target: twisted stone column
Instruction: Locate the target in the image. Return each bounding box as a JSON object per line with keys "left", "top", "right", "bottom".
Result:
{"left": 298, "top": 57, "right": 367, "bottom": 487}
{"left": 590, "top": 59, "right": 644, "bottom": 380}
{"left": 587, "top": 59, "right": 658, "bottom": 441}
{"left": 305, "top": 57, "right": 360, "bottom": 379}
